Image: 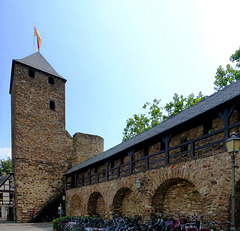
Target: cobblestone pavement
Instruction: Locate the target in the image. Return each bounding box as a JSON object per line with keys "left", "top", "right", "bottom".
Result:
{"left": 0, "top": 221, "right": 53, "bottom": 231}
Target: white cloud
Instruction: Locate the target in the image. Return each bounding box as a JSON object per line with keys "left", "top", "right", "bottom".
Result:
{"left": 0, "top": 147, "right": 11, "bottom": 160}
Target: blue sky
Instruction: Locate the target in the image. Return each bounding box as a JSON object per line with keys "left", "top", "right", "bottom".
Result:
{"left": 1, "top": 0, "right": 240, "bottom": 160}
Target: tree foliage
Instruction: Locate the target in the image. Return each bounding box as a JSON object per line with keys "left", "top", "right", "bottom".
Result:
{"left": 214, "top": 48, "right": 240, "bottom": 91}
{"left": 122, "top": 92, "right": 205, "bottom": 141}
{"left": 123, "top": 47, "right": 240, "bottom": 142}
{"left": 0, "top": 158, "right": 12, "bottom": 176}
{"left": 122, "top": 99, "right": 162, "bottom": 141}
{"left": 163, "top": 92, "right": 204, "bottom": 120}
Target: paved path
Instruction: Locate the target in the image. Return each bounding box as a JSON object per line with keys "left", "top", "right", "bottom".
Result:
{"left": 0, "top": 222, "right": 53, "bottom": 231}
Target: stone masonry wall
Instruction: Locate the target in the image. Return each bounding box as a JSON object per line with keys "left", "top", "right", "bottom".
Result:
{"left": 66, "top": 147, "right": 240, "bottom": 224}
{"left": 11, "top": 63, "right": 70, "bottom": 222}
{"left": 66, "top": 107, "right": 240, "bottom": 226}
{"left": 72, "top": 133, "right": 104, "bottom": 166}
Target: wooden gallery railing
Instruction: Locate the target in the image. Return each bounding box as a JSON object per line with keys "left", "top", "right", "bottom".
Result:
{"left": 66, "top": 120, "right": 240, "bottom": 190}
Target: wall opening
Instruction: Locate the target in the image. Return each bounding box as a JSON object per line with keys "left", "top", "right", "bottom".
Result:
{"left": 48, "top": 77, "right": 54, "bottom": 85}
{"left": 28, "top": 69, "right": 35, "bottom": 78}
{"left": 49, "top": 100, "right": 55, "bottom": 111}
{"left": 112, "top": 187, "right": 140, "bottom": 217}
{"left": 152, "top": 178, "right": 203, "bottom": 219}
{"left": 87, "top": 192, "right": 106, "bottom": 218}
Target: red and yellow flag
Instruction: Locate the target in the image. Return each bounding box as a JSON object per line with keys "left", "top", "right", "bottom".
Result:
{"left": 34, "top": 26, "right": 42, "bottom": 52}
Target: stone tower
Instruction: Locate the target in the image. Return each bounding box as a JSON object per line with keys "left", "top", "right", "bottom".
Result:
{"left": 10, "top": 52, "right": 70, "bottom": 222}
{"left": 72, "top": 133, "right": 104, "bottom": 166}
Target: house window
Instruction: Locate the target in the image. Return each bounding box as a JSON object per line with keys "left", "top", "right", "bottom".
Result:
{"left": 10, "top": 193, "right": 13, "bottom": 203}
{"left": 49, "top": 100, "right": 55, "bottom": 111}
{"left": 28, "top": 69, "right": 35, "bottom": 78}
{"left": 48, "top": 77, "right": 54, "bottom": 85}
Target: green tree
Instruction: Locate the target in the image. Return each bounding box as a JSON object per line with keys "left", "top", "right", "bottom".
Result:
{"left": 214, "top": 48, "right": 240, "bottom": 91}
{"left": 163, "top": 92, "right": 205, "bottom": 120}
{"left": 122, "top": 99, "right": 163, "bottom": 141}
{"left": 0, "top": 158, "right": 12, "bottom": 176}
{"left": 122, "top": 93, "right": 205, "bottom": 141}
{"left": 123, "top": 47, "right": 240, "bottom": 141}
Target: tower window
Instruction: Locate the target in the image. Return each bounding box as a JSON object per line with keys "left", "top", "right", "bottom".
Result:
{"left": 48, "top": 77, "right": 54, "bottom": 85}
{"left": 28, "top": 69, "right": 35, "bottom": 78}
{"left": 49, "top": 100, "right": 55, "bottom": 111}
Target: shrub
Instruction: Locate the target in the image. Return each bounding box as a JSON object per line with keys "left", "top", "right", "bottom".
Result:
{"left": 52, "top": 216, "right": 95, "bottom": 230}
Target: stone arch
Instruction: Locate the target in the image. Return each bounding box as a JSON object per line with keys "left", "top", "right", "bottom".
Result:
{"left": 152, "top": 178, "right": 203, "bottom": 219}
{"left": 87, "top": 192, "right": 106, "bottom": 218}
{"left": 112, "top": 187, "right": 140, "bottom": 217}
{"left": 69, "top": 194, "right": 82, "bottom": 216}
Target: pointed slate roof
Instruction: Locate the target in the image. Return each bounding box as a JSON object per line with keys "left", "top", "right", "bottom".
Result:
{"left": 65, "top": 79, "right": 240, "bottom": 175}
{"left": 14, "top": 52, "right": 65, "bottom": 80}
{"left": 10, "top": 52, "right": 66, "bottom": 93}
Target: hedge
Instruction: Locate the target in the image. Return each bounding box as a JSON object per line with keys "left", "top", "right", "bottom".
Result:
{"left": 52, "top": 216, "right": 95, "bottom": 230}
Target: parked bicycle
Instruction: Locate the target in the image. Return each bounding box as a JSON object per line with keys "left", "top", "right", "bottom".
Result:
{"left": 55, "top": 214, "right": 230, "bottom": 231}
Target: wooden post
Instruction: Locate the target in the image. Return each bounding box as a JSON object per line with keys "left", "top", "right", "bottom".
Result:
{"left": 82, "top": 175, "right": 84, "bottom": 186}
{"left": 74, "top": 173, "right": 77, "bottom": 188}
{"left": 144, "top": 147, "right": 149, "bottom": 170}
{"left": 162, "top": 134, "right": 171, "bottom": 165}
{"left": 88, "top": 168, "right": 91, "bottom": 185}
{"left": 218, "top": 105, "right": 234, "bottom": 141}
{"left": 190, "top": 141, "right": 195, "bottom": 158}
{"left": 128, "top": 150, "right": 134, "bottom": 174}
{"left": 105, "top": 161, "right": 109, "bottom": 181}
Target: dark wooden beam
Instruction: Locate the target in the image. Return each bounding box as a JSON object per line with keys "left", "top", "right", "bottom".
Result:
{"left": 218, "top": 104, "right": 235, "bottom": 141}
{"left": 128, "top": 149, "right": 134, "bottom": 174}
{"left": 162, "top": 134, "right": 171, "bottom": 165}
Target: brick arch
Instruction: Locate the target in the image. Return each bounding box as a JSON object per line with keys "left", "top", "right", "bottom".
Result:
{"left": 112, "top": 187, "right": 140, "bottom": 217}
{"left": 87, "top": 192, "right": 106, "bottom": 218}
{"left": 152, "top": 178, "right": 203, "bottom": 219}
{"left": 69, "top": 194, "right": 83, "bottom": 216}
{"left": 142, "top": 164, "right": 198, "bottom": 201}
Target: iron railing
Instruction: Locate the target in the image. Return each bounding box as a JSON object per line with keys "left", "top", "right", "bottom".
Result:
{"left": 66, "top": 120, "right": 240, "bottom": 190}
